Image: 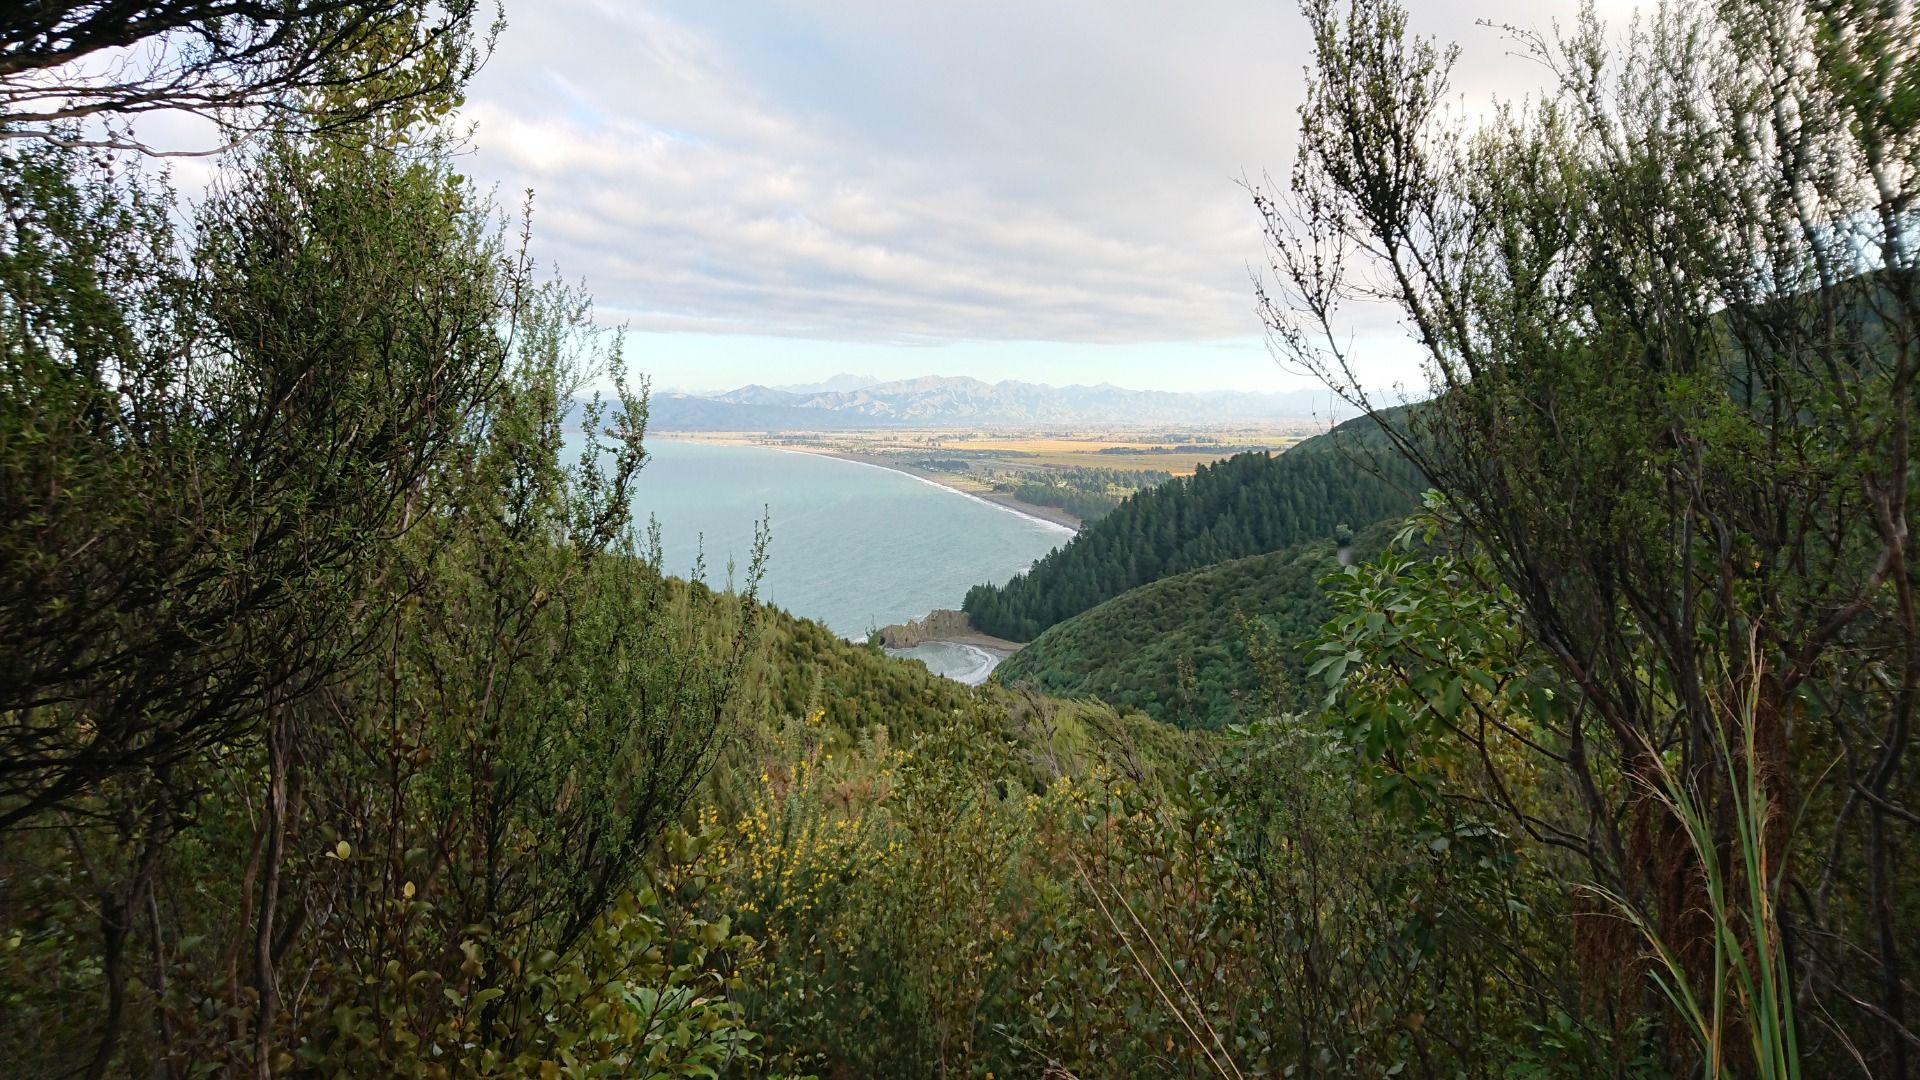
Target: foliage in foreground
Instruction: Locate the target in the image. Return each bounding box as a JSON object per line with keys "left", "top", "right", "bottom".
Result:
{"left": 683, "top": 696, "right": 1594, "bottom": 1080}
{"left": 1256, "top": 0, "right": 1919, "bottom": 1071}
{"left": 6, "top": 0, "right": 1919, "bottom": 1076}
{"left": 0, "top": 110, "right": 764, "bottom": 1079}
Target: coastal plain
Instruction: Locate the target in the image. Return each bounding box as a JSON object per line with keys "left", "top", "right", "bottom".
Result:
{"left": 664, "top": 425, "right": 1315, "bottom": 530}
{"left": 656, "top": 425, "right": 1321, "bottom": 685}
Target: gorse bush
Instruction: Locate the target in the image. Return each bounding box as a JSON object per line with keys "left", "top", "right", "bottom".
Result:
{"left": 680, "top": 698, "right": 1587, "bottom": 1080}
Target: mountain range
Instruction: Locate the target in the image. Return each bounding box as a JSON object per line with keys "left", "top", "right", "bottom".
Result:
{"left": 646, "top": 375, "right": 1346, "bottom": 430}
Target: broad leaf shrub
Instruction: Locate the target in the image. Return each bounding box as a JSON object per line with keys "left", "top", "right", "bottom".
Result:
{"left": 683, "top": 694, "right": 1608, "bottom": 1079}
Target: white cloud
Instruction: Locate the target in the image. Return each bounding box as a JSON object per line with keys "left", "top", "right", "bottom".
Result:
{"left": 461, "top": 0, "right": 1634, "bottom": 353}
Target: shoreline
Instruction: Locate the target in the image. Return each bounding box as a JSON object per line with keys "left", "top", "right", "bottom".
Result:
{"left": 875, "top": 610, "right": 1028, "bottom": 686}
{"left": 884, "top": 635, "right": 1023, "bottom": 687}
{"left": 653, "top": 433, "right": 1082, "bottom": 534}
{"left": 801, "top": 449, "right": 1082, "bottom": 533}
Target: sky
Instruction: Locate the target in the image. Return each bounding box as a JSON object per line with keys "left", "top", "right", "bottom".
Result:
{"left": 449, "top": 0, "right": 1627, "bottom": 395}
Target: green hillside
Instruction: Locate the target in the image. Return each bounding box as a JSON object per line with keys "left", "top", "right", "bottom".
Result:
{"left": 994, "top": 519, "right": 1401, "bottom": 728}
{"left": 962, "top": 409, "right": 1423, "bottom": 641}
{"left": 752, "top": 603, "right": 979, "bottom": 733}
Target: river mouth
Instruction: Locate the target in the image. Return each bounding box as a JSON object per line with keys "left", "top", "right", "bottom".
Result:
{"left": 886, "top": 641, "right": 1004, "bottom": 685}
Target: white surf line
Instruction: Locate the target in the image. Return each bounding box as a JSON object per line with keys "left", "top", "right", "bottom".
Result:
{"left": 945, "top": 642, "right": 999, "bottom": 685}
{"left": 889, "top": 641, "right": 1000, "bottom": 686}
{"left": 763, "top": 446, "right": 1077, "bottom": 536}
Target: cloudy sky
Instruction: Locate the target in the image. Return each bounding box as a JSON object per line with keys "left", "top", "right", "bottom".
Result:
{"left": 458, "top": 0, "right": 1625, "bottom": 394}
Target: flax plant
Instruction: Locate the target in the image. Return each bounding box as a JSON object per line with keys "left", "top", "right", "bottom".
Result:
{"left": 1598, "top": 672, "right": 1802, "bottom": 1080}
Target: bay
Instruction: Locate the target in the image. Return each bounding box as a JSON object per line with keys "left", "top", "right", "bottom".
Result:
{"left": 622, "top": 441, "right": 1068, "bottom": 670}
{"left": 887, "top": 641, "right": 1004, "bottom": 686}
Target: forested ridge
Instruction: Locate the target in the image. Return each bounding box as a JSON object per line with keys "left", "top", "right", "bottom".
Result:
{"left": 994, "top": 519, "right": 1403, "bottom": 728}
{"left": 5, "top": 1, "right": 1920, "bottom": 1078}
{"left": 963, "top": 411, "right": 1423, "bottom": 640}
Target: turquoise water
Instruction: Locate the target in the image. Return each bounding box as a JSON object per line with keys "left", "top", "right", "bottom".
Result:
{"left": 625, "top": 441, "right": 1070, "bottom": 647}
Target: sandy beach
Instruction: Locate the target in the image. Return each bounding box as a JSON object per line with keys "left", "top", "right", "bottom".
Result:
{"left": 873, "top": 609, "right": 1030, "bottom": 685}
{"left": 794, "top": 448, "right": 1082, "bottom": 532}
{"left": 884, "top": 638, "right": 1022, "bottom": 685}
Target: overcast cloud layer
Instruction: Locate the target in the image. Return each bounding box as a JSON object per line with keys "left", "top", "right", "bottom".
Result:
{"left": 460, "top": 1, "right": 1626, "bottom": 384}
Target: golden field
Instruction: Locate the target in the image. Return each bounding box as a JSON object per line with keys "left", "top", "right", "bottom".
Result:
{"left": 671, "top": 426, "right": 1312, "bottom": 476}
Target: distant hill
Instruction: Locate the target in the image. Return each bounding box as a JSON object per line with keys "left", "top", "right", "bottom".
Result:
{"left": 962, "top": 409, "right": 1424, "bottom": 641}
{"left": 992, "top": 520, "right": 1402, "bottom": 729}
{"left": 647, "top": 374, "right": 1353, "bottom": 430}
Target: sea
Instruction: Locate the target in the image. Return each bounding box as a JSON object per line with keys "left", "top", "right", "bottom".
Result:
{"left": 621, "top": 439, "right": 1070, "bottom": 682}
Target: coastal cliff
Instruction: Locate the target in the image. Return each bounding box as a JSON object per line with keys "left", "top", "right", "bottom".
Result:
{"left": 876, "top": 609, "right": 977, "bottom": 648}
{"left": 876, "top": 609, "right": 1024, "bottom": 653}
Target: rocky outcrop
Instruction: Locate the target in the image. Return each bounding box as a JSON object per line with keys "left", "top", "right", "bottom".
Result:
{"left": 876, "top": 609, "right": 977, "bottom": 649}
